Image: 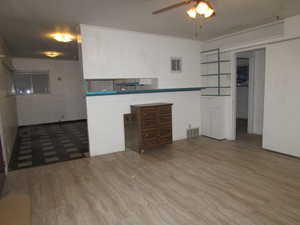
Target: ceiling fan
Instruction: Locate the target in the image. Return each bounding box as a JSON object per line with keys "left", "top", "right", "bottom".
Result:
{"left": 152, "top": 0, "right": 216, "bottom": 19}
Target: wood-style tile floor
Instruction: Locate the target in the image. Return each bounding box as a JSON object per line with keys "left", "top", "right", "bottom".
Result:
{"left": 4, "top": 137, "right": 300, "bottom": 225}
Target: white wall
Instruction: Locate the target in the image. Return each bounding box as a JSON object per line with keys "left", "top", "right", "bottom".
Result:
{"left": 80, "top": 25, "right": 203, "bottom": 156}
{"left": 80, "top": 25, "right": 201, "bottom": 88}
{"left": 13, "top": 58, "right": 87, "bottom": 126}
{"left": 263, "top": 39, "right": 300, "bottom": 157}
{"left": 202, "top": 15, "right": 300, "bottom": 156}
{"left": 284, "top": 14, "right": 300, "bottom": 38}
{"left": 87, "top": 91, "right": 201, "bottom": 156}
{"left": 0, "top": 38, "right": 18, "bottom": 168}
{"left": 82, "top": 16, "right": 300, "bottom": 157}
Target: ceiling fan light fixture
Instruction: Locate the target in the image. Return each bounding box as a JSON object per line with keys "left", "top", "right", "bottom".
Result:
{"left": 196, "top": 1, "right": 209, "bottom": 15}
{"left": 187, "top": 6, "right": 197, "bottom": 18}
{"left": 204, "top": 7, "right": 215, "bottom": 18}
{"left": 152, "top": 0, "right": 215, "bottom": 19}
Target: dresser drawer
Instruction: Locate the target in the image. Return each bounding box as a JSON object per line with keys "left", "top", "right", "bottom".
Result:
{"left": 159, "top": 105, "right": 172, "bottom": 115}
{"left": 159, "top": 127, "right": 172, "bottom": 137}
{"left": 142, "top": 137, "right": 159, "bottom": 148}
{"left": 141, "top": 109, "right": 157, "bottom": 121}
{"left": 142, "top": 129, "right": 158, "bottom": 139}
{"left": 141, "top": 119, "right": 157, "bottom": 129}
{"left": 159, "top": 114, "right": 172, "bottom": 124}
{"left": 159, "top": 136, "right": 172, "bottom": 145}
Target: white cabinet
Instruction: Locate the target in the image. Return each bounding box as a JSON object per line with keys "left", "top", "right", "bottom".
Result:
{"left": 201, "top": 97, "right": 226, "bottom": 140}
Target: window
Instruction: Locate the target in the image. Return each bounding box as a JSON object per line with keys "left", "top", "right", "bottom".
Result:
{"left": 14, "top": 71, "right": 49, "bottom": 95}
{"left": 171, "top": 57, "right": 182, "bottom": 72}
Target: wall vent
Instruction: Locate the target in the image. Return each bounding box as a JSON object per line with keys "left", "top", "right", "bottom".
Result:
{"left": 187, "top": 128, "right": 199, "bottom": 139}
{"left": 171, "top": 57, "right": 182, "bottom": 72}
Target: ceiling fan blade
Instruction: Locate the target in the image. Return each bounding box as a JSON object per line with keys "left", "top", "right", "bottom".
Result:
{"left": 152, "top": 0, "right": 193, "bottom": 15}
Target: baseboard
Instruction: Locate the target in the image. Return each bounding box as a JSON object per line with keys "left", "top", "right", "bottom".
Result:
{"left": 18, "top": 119, "right": 87, "bottom": 128}
{"left": 262, "top": 146, "right": 300, "bottom": 159}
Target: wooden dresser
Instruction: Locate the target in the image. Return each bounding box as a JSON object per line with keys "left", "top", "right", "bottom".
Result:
{"left": 125, "top": 103, "right": 173, "bottom": 153}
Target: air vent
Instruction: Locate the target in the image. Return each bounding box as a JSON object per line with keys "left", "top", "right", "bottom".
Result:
{"left": 171, "top": 57, "right": 182, "bottom": 72}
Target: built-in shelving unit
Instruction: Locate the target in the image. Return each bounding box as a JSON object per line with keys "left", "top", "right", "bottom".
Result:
{"left": 200, "top": 48, "right": 232, "bottom": 96}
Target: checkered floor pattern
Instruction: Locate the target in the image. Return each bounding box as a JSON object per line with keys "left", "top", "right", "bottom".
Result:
{"left": 9, "top": 121, "right": 89, "bottom": 170}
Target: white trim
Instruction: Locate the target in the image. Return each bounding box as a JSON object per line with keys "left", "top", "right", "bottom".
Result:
{"left": 248, "top": 55, "right": 255, "bottom": 134}
{"left": 80, "top": 24, "right": 204, "bottom": 43}
{"left": 221, "top": 35, "right": 300, "bottom": 54}
{"left": 205, "top": 20, "right": 284, "bottom": 44}
{"left": 230, "top": 53, "right": 237, "bottom": 140}
{"left": 232, "top": 48, "right": 266, "bottom": 140}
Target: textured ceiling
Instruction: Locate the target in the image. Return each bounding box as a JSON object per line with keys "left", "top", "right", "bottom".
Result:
{"left": 1, "top": 0, "right": 300, "bottom": 59}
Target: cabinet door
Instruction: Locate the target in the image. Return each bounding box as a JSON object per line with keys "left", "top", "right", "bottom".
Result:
{"left": 201, "top": 98, "right": 225, "bottom": 140}
{"left": 159, "top": 126, "right": 172, "bottom": 137}
{"left": 141, "top": 107, "right": 158, "bottom": 129}
{"left": 159, "top": 107, "right": 172, "bottom": 126}
{"left": 142, "top": 129, "right": 159, "bottom": 148}
{"left": 209, "top": 107, "right": 225, "bottom": 140}
{"left": 159, "top": 126, "right": 172, "bottom": 145}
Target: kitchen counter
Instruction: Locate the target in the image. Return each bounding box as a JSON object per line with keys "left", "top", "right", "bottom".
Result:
{"left": 86, "top": 87, "right": 204, "bottom": 96}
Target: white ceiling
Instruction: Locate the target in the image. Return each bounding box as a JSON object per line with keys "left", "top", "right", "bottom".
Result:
{"left": 1, "top": 0, "right": 300, "bottom": 59}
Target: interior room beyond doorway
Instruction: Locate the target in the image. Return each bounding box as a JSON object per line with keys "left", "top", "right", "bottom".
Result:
{"left": 235, "top": 49, "right": 266, "bottom": 147}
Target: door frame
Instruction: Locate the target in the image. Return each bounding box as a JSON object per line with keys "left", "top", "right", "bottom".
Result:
{"left": 247, "top": 55, "right": 255, "bottom": 133}
{"left": 0, "top": 137, "right": 5, "bottom": 195}
{"left": 232, "top": 47, "right": 266, "bottom": 140}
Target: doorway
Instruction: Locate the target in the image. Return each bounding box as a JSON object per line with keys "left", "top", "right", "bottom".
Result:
{"left": 236, "top": 57, "right": 250, "bottom": 137}
{"left": 8, "top": 60, "right": 88, "bottom": 171}
{"left": 235, "top": 49, "right": 266, "bottom": 147}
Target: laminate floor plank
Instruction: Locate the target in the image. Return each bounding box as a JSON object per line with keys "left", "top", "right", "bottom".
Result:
{"left": 4, "top": 137, "right": 300, "bottom": 225}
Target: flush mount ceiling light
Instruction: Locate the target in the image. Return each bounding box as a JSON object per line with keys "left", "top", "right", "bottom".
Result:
{"left": 43, "top": 51, "right": 63, "bottom": 58}
{"left": 50, "top": 33, "right": 75, "bottom": 43}
{"left": 189, "top": 1, "right": 215, "bottom": 19}
{"left": 76, "top": 35, "right": 82, "bottom": 44}
{"left": 153, "top": 0, "right": 215, "bottom": 19}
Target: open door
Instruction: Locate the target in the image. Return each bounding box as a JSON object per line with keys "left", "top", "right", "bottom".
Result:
{"left": 0, "top": 138, "right": 5, "bottom": 194}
